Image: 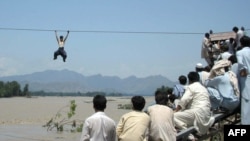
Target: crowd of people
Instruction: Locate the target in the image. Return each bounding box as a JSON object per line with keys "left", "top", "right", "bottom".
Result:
{"left": 199, "top": 26, "right": 249, "bottom": 125}
{"left": 79, "top": 26, "right": 250, "bottom": 141}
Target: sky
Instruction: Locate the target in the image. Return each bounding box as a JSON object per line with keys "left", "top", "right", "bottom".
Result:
{"left": 0, "top": 0, "right": 249, "bottom": 81}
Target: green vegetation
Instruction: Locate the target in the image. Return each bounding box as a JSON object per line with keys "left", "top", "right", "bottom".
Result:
{"left": 0, "top": 80, "right": 170, "bottom": 98}
{"left": 0, "top": 81, "right": 30, "bottom": 97}
{"left": 31, "top": 91, "right": 123, "bottom": 97}
{"left": 156, "top": 85, "right": 172, "bottom": 93}
{"left": 117, "top": 103, "right": 133, "bottom": 109}
{"left": 43, "top": 100, "right": 84, "bottom": 132}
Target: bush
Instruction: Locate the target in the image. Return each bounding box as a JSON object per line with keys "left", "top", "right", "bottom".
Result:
{"left": 43, "top": 100, "right": 83, "bottom": 132}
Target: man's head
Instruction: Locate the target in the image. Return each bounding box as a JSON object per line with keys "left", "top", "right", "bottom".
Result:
{"left": 232, "top": 26, "right": 239, "bottom": 33}
{"left": 204, "top": 65, "right": 211, "bottom": 72}
{"left": 229, "top": 38, "right": 234, "bottom": 43}
{"left": 154, "top": 90, "right": 169, "bottom": 105}
{"left": 60, "top": 36, "right": 64, "bottom": 41}
{"left": 93, "top": 95, "right": 107, "bottom": 111}
{"left": 178, "top": 75, "right": 187, "bottom": 85}
{"left": 195, "top": 63, "right": 203, "bottom": 72}
{"left": 131, "top": 96, "right": 146, "bottom": 111}
{"left": 220, "top": 43, "right": 229, "bottom": 52}
{"left": 240, "top": 36, "right": 250, "bottom": 47}
{"left": 188, "top": 71, "right": 200, "bottom": 84}
{"left": 205, "top": 33, "right": 210, "bottom": 38}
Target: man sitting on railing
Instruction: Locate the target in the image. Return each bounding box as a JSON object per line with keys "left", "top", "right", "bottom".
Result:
{"left": 205, "top": 59, "right": 240, "bottom": 113}
{"left": 174, "top": 71, "right": 215, "bottom": 141}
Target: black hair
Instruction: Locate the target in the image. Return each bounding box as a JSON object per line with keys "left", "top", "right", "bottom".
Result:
{"left": 131, "top": 96, "right": 146, "bottom": 111}
{"left": 196, "top": 67, "right": 204, "bottom": 72}
{"left": 188, "top": 71, "right": 200, "bottom": 83}
{"left": 229, "top": 38, "right": 234, "bottom": 43}
{"left": 155, "top": 90, "right": 168, "bottom": 105}
{"left": 204, "top": 65, "right": 211, "bottom": 72}
{"left": 178, "top": 75, "right": 187, "bottom": 85}
{"left": 60, "top": 36, "right": 63, "bottom": 39}
{"left": 228, "top": 55, "right": 237, "bottom": 64}
{"left": 240, "top": 36, "right": 250, "bottom": 47}
{"left": 205, "top": 33, "right": 210, "bottom": 38}
{"left": 232, "top": 26, "right": 239, "bottom": 32}
{"left": 209, "top": 30, "right": 213, "bottom": 34}
{"left": 166, "top": 88, "right": 175, "bottom": 103}
{"left": 93, "top": 95, "right": 107, "bottom": 111}
{"left": 224, "top": 66, "right": 229, "bottom": 72}
{"left": 220, "top": 44, "right": 229, "bottom": 52}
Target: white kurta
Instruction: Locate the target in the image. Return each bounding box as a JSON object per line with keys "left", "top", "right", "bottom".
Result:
{"left": 80, "top": 112, "right": 116, "bottom": 141}
{"left": 198, "top": 71, "right": 210, "bottom": 86}
{"left": 201, "top": 37, "right": 210, "bottom": 58}
{"left": 147, "top": 104, "right": 177, "bottom": 141}
{"left": 235, "top": 30, "right": 244, "bottom": 49}
{"left": 236, "top": 47, "right": 250, "bottom": 125}
{"left": 174, "top": 82, "right": 215, "bottom": 134}
{"left": 217, "top": 52, "right": 232, "bottom": 60}
{"left": 201, "top": 37, "right": 212, "bottom": 65}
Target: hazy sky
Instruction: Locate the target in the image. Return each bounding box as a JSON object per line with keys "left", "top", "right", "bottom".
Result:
{"left": 0, "top": 0, "right": 249, "bottom": 81}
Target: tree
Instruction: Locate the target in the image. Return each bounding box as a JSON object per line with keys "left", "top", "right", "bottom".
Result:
{"left": 0, "top": 81, "right": 28, "bottom": 97}
{"left": 23, "top": 84, "right": 30, "bottom": 97}
{"left": 10, "top": 81, "right": 21, "bottom": 96}
{"left": 0, "top": 81, "right": 5, "bottom": 97}
{"left": 156, "top": 85, "right": 171, "bottom": 93}
{"left": 3, "top": 81, "right": 21, "bottom": 97}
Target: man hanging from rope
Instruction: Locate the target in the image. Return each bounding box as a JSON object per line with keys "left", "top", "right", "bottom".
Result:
{"left": 54, "top": 30, "right": 69, "bottom": 62}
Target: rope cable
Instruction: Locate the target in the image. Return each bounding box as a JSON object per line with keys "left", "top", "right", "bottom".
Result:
{"left": 0, "top": 27, "right": 206, "bottom": 35}
{"left": 0, "top": 27, "right": 249, "bottom": 35}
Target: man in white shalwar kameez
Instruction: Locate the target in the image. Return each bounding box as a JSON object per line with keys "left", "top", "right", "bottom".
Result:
{"left": 233, "top": 26, "right": 244, "bottom": 51}
{"left": 201, "top": 33, "right": 213, "bottom": 66}
{"left": 174, "top": 72, "right": 215, "bottom": 139}
{"left": 195, "top": 63, "right": 210, "bottom": 86}
{"left": 228, "top": 55, "right": 241, "bottom": 84}
{"left": 236, "top": 36, "right": 250, "bottom": 125}
{"left": 147, "top": 90, "right": 177, "bottom": 141}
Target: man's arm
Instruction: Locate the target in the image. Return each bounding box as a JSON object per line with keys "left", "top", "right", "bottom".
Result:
{"left": 240, "top": 69, "right": 248, "bottom": 77}
{"left": 116, "top": 116, "right": 124, "bottom": 137}
{"left": 174, "top": 105, "right": 182, "bottom": 112}
{"left": 64, "top": 30, "right": 70, "bottom": 42}
{"left": 55, "top": 30, "right": 59, "bottom": 43}
{"left": 80, "top": 121, "right": 90, "bottom": 141}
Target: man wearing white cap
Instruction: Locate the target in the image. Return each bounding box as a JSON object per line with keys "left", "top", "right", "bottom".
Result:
{"left": 195, "top": 63, "right": 209, "bottom": 86}
{"left": 196, "top": 63, "right": 203, "bottom": 69}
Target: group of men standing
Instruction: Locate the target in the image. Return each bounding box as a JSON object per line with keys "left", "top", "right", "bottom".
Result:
{"left": 201, "top": 26, "right": 245, "bottom": 67}
{"left": 200, "top": 26, "right": 250, "bottom": 125}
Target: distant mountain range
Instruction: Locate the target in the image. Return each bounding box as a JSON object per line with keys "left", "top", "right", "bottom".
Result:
{"left": 0, "top": 69, "right": 175, "bottom": 95}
